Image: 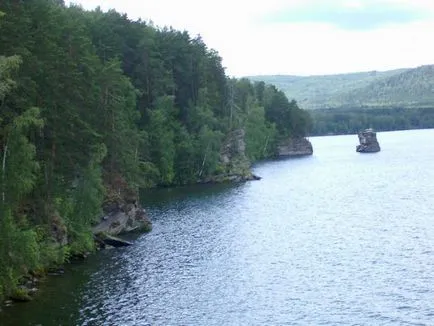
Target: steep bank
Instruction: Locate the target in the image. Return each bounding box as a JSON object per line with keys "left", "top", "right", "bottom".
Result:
{"left": 93, "top": 182, "right": 152, "bottom": 236}
{"left": 199, "top": 129, "right": 261, "bottom": 184}
{"left": 202, "top": 130, "right": 313, "bottom": 182}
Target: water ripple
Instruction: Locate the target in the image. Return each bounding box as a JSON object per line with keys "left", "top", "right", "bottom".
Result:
{"left": 2, "top": 130, "right": 434, "bottom": 326}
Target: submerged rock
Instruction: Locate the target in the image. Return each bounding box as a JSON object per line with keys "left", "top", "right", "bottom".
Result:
{"left": 94, "top": 233, "right": 133, "bottom": 248}
{"left": 277, "top": 137, "right": 313, "bottom": 157}
{"left": 356, "top": 128, "right": 381, "bottom": 153}
{"left": 9, "top": 288, "right": 33, "bottom": 302}
{"left": 199, "top": 173, "right": 261, "bottom": 184}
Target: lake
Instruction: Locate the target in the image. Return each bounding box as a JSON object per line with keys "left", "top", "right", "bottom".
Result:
{"left": 1, "top": 129, "right": 434, "bottom": 325}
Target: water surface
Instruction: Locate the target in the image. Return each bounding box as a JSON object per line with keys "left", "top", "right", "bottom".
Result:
{"left": 2, "top": 129, "right": 434, "bottom": 325}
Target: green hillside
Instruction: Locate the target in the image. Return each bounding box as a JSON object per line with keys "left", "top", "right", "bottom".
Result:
{"left": 335, "top": 65, "right": 434, "bottom": 108}
{"left": 248, "top": 66, "right": 434, "bottom": 109}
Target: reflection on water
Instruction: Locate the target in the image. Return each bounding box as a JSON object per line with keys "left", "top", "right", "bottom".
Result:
{"left": 140, "top": 182, "right": 239, "bottom": 208}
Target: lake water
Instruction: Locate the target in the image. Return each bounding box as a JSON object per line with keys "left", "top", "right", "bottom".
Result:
{"left": 1, "top": 129, "right": 434, "bottom": 325}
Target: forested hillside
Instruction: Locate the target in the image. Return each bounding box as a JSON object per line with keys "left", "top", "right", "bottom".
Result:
{"left": 0, "top": 0, "right": 311, "bottom": 300}
{"left": 249, "top": 65, "right": 434, "bottom": 110}
{"left": 336, "top": 65, "right": 434, "bottom": 108}
{"left": 248, "top": 69, "right": 408, "bottom": 109}
{"left": 250, "top": 65, "right": 434, "bottom": 135}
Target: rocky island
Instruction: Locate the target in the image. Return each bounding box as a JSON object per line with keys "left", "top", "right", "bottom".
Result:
{"left": 356, "top": 128, "right": 381, "bottom": 153}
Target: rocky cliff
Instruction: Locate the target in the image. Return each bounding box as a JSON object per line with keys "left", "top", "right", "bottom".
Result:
{"left": 277, "top": 137, "right": 313, "bottom": 157}
{"left": 93, "top": 202, "right": 151, "bottom": 236}
{"left": 92, "top": 177, "right": 152, "bottom": 237}
{"left": 356, "top": 129, "right": 381, "bottom": 153}
{"left": 200, "top": 129, "right": 260, "bottom": 183}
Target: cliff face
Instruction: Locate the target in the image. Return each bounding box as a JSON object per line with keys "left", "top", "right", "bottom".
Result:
{"left": 92, "top": 202, "right": 151, "bottom": 236}
{"left": 199, "top": 129, "right": 260, "bottom": 183}
{"left": 220, "top": 129, "right": 250, "bottom": 174}
{"left": 92, "top": 177, "right": 152, "bottom": 236}
{"left": 277, "top": 137, "right": 313, "bottom": 157}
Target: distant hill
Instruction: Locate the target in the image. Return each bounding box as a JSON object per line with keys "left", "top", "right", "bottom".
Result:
{"left": 247, "top": 65, "right": 434, "bottom": 109}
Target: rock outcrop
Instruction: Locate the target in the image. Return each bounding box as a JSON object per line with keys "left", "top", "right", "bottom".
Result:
{"left": 93, "top": 178, "right": 152, "bottom": 236}
{"left": 94, "top": 233, "right": 133, "bottom": 248}
{"left": 208, "top": 128, "right": 260, "bottom": 183}
{"left": 277, "top": 137, "right": 313, "bottom": 157}
{"left": 356, "top": 128, "right": 381, "bottom": 153}
{"left": 92, "top": 202, "right": 151, "bottom": 236}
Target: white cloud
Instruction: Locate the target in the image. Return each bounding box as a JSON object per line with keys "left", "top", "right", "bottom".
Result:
{"left": 343, "top": 1, "right": 365, "bottom": 9}
{"left": 66, "top": 0, "right": 434, "bottom": 76}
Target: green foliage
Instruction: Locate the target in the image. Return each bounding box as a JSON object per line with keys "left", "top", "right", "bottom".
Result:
{"left": 309, "top": 107, "right": 434, "bottom": 135}
{"left": 56, "top": 153, "right": 105, "bottom": 255}
{"left": 249, "top": 66, "right": 434, "bottom": 110}
{"left": 335, "top": 66, "right": 434, "bottom": 109}
{"left": 245, "top": 105, "right": 277, "bottom": 160}
{"left": 0, "top": 55, "right": 21, "bottom": 98}
{"left": 248, "top": 68, "right": 410, "bottom": 109}
{"left": 147, "top": 97, "right": 176, "bottom": 185}
{"left": 0, "top": 208, "right": 39, "bottom": 299}
{"left": 0, "top": 0, "right": 312, "bottom": 298}
{"left": 195, "top": 125, "right": 224, "bottom": 177}
{"left": 2, "top": 108, "right": 44, "bottom": 206}
{"left": 10, "top": 287, "right": 32, "bottom": 302}
{"left": 39, "top": 240, "right": 70, "bottom": 268}
{"left": 173, "top": 126, "right": 195, "bottom": 184}
{"left": 250, "top": 67, "right": 434, "bottom": 135}
{"left": 138, "top": 161, "right": 161, "bottom": 188}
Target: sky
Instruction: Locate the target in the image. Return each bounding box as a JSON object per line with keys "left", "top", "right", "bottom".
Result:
{"left": 66, "top": 0, "right": 434, "bottom": 77}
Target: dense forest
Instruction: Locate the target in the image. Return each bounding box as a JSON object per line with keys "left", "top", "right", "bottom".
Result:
{"left": 309, "top": 107, "right": 434, "bottom": 135}
{"left": 0, "top": 0, "right": 311, "bottom": 300}
{"left": 248, "top": 69, "right": 406, "bottom": 109}
{"left": 249, "top": 65, "right": 434, "bottom": 110}
{"left": 250, "top": 65, "right": 434, "bottom": 136}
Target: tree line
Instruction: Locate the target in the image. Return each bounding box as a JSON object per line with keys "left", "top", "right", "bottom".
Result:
{"left": 309, "top": 107, "right": 434, "bottom": 135}
{"left": 0, "top": 0, "right": 311, "bottom": 299}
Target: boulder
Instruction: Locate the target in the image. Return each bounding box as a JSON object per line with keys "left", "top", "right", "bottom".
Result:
{"left": 92, "top": 204, "right": 152, "bottom": 236}
{"left": 98, "top": 174, "right": 152, "bottom": 236}
{"left": 278, "top": 137, "right": 313, "bottom": 157}
{"left": 9, "top": 287, "right": 33, "bottom": 302}
{"left": 356, "top": 128, "right": 381, "bottom": 153}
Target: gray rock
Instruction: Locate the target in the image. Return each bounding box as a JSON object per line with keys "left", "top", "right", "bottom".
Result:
{"left": 28, "top": 288, "right": 38, "bottom": 295}
{"left": 220, "top": 129, "right": 246, "bottom": 165}
{"left": 50, "top": 213, "right": 68, "bottom": 246}
{"left": 92, "top": 204, "right": 152, "bottom": 236}
{"left": 356, "top": 128, "right": 381, "bottom": 153}
{"left": 278, "top": 137, "right": 313, "bottom": 157}
{"left": 198, "top": 129, "right": 263, "bottom": 184}
{"left": 94, "top": 233, "right": 133, "bottom": 248}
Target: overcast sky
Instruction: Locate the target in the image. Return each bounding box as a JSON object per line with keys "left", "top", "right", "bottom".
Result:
{"left": 66, "top": 0, "right": 434, "bottom": 77}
